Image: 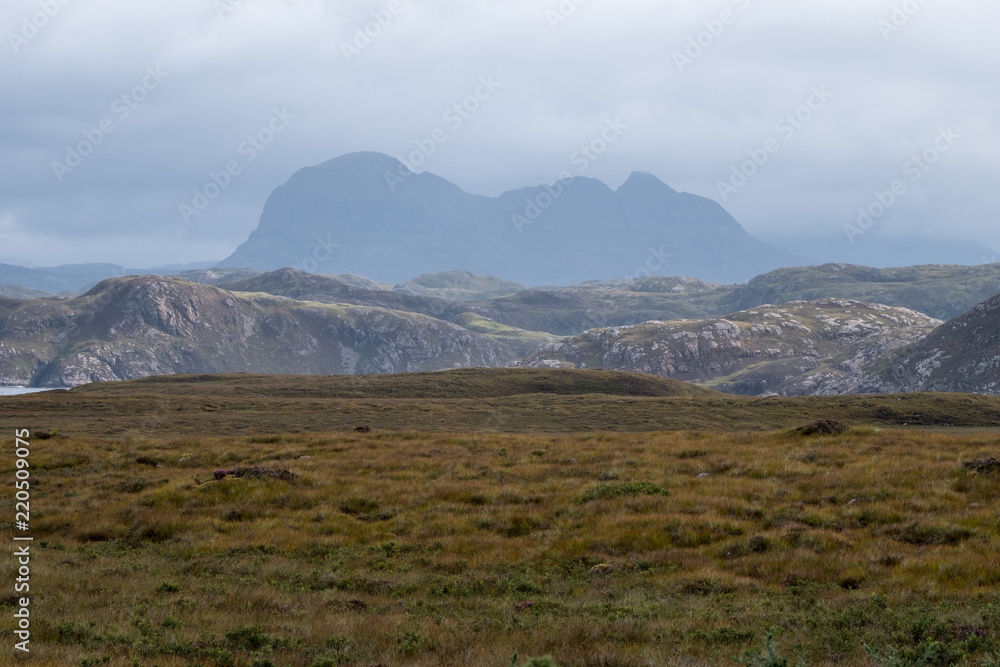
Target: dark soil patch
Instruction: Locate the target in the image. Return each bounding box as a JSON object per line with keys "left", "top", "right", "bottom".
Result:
{"left": 795, "top": 420, "right": 849, "bottom": 436}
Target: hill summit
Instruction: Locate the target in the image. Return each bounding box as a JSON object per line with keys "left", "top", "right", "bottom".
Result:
{"left": 219, "top": 152, "right": 804, "bottom": 285}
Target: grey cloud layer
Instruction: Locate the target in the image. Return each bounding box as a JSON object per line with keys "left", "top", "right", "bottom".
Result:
{"left": 0, "top": 0, "right": 996, "bottom": 267}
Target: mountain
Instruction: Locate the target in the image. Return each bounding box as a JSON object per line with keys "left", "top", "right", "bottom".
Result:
{"left": 393, "top": 270, "right": 525, "bottom": 301}
{"left": 722, "top": 263, "right": 1000, "bottom": 321}
{"left": 0, "top": 261, "right": 222, "bottom": 295}
{"left": 0, "top": 263, "right": 127, "bottom": 294}
{"left": 847, "top": 293, "right": 1000, "bottom": 394}
{"left": 216, "top": 268, "right": 734, "bottom": 336}
{"left": 174, "top": 267, "right": 266, "bottom": 286}
{"left": 4, "top": 263, "right": 1000, "bottom": 394}
{"left": 218, "top": 152, "right": 806, "bottom": 285}
{"left": 0, "top": 275, "right": 556, "bottom": 387}
{"left": 0, "top": 285, "right": 54, "bottom": 299}
{"left": 210, "top": 264, "right": 1000, "bottom": 337}
{"left": 475, "top": 278, "right": 732, "bottom": 335}
{"left": 518, "top": 299, "right": 940, "bottom": 396}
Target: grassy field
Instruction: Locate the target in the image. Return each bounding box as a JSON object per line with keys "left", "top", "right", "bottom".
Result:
{"left": 6, "top": 370, "right": 1000, "bottom": 438}
{"left": 4, "top": 370, "right": 1000, "bottom": 666}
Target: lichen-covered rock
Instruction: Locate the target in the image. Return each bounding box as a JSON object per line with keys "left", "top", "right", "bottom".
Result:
{"left": 0, "top": 275, "right": 548, "bottom": 387}
{"left": 847, "top": 292, "right": 1000, "bottom": 395}
{"left": 518, "top": 299, "right": 941, "bottom": 396}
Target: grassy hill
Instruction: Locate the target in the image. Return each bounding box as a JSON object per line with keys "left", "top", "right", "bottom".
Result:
{"left": 394, "top": 270, "right": 526, "bottom": 301}
{"left": 70, "top": 368, "right": 716, "bottom": 399}
{"left": 6, "top": 368, "right": 1000, "bottom": 665}
{"left": 8, "top": 369, "right": 1000, "bottom": 438}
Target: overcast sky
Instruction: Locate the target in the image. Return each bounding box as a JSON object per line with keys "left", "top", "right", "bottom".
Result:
{"left": 1, "top": 0, "right": 996, "bottom": 268}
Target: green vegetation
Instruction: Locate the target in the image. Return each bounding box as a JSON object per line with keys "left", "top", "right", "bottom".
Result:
{"left": 71, "top": 368, "right": 716, "bottom": 399}
{"left": 723, "top": 262, "right": 1000, "bottom": 321}
{"left": 6, "top": 370, "right": 1000, "bottom": 665}
{"left": 7, "top": 369, "right": 1000, "bottom": 438}
{"left": 7, "top": 422, "right": 1000, "bottom": 664}
{"left": 580, "top": 481, "right": 668, "bottom": 503}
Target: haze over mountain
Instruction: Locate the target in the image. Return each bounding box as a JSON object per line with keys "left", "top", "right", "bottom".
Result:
{"left": 0, "top": 261, "right": 216, "bottom": 295}
{"left": 219, "top": 152, "right": 805, "bottom": 286}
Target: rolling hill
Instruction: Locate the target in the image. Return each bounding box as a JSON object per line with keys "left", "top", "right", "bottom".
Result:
{"left": 0, "top": 276, "right": 556, "bottom": 387}
{"left": 519, "top": 299, "right": 940, "bottom": 396}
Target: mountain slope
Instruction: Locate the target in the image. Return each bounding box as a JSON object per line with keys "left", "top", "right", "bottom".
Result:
{"left": 724, "top": 263, "right": 1000, "bottom": 321}
{"left": 393, "top": 270, "right": 525, "bottom": 301}
{"left": 518, "top": 299, "right": 940, "bottom": 396}
{"left": 218, "top": 151, "right": 805, "bottom": 285}
{"left": 849, "top": 293, "right": 1000, "bottom": 394}
{"left": 217, "top": 268, "right": 736, "bottom": 336}
{"left": 216, "top": 264, "right": 1000, "bottom": 338}
{"left": 0, "top": 276, "right": 554, "bottom": 387}
{"left": 0, "top": 285, "right": 55, "bottom": 299}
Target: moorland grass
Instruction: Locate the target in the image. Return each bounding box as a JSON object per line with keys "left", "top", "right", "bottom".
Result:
{"left": 5, "top": 426, "right": 1000, "bottom": 665}
{"left": 6, "top": 369, "right": 1000, "bottom": 439}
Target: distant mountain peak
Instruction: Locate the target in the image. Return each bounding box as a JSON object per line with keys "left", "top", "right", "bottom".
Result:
{"left": 618, "top": 171, "right": 678, "bottom": 193}
{"left": 316, "top": 151, "right": 403, "bottom": 171}
{"left": 220, "top": 152, "right": 804, "bottom": 284}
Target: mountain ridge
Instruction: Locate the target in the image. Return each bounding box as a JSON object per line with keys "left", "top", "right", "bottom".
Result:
{"left": 219, "top": 151, "right": 806, "bottom": 285}
{"left": 0, "top": 275, "right": 555, "bottom": 387}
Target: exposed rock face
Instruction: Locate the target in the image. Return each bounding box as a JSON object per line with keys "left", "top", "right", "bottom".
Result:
{"left": 0, "top": 276, "right": 552, "bottom": 387}
{"left": 848, "top": 292, "right": 1000, "bottom": 394}
{"left": 518, "top": 299, "right": 940, "bottom": 396}
{"left": 214, "top": 267, "right": 734, "bottom": 336}
{"left": 5, "top": 265, "right": 1000, "bottom": 397}
{"left": 208, "top": 263, "right": 1000, "bottom": 337}
{"left": 218, "top": 152, "right": 805, "bottom": 285}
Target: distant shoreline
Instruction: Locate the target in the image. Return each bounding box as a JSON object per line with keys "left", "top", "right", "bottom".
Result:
{"left": 0, "top": 387, "right": 64, "bottom": 395}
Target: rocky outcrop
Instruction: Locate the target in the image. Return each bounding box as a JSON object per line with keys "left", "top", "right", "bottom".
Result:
{"left": 846, "top": 292, "right": 1000, "bottom": 394}
{"left": 0, "top": 276, "right": 554, "bottom": 387}
{"left": 518, "top": 299, "right": 940, "bottom": 396}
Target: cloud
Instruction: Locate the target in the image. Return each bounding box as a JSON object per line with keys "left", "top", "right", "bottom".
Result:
{"left": 1, "top": 0, "right": 997, "bottom": 268}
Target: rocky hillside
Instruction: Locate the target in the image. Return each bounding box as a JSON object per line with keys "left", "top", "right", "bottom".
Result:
{"left": 217, "top": 268, "right": 472, "bottom": 322}
{"left": 0, "top": 276, "right": 557, "bottom": 387}
{"left": 518, "top": 299, "right": 940, "bottom": 396}
{"left": 724, "top": 263, "right": 1000, "bottom": 321}
{"left": 0, "top": 285, "right": 54, "bottom": 299}
{"left": 212, "top": 264, "right": 1000, "bottom": 336}
{"left": 393, "top": 271, "right": 525, "bottom": 302}
{"left": 5, "top": 265, "right": 1000, "bottom": 395}
{"left": 216, "top": 268, "right": 733, "bottom": 336}
{"left": 847, "top": 292, "right": 1000, "bottom": 394}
